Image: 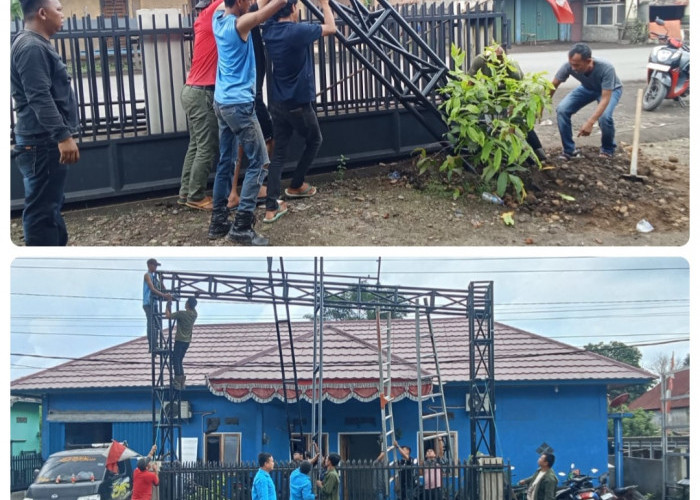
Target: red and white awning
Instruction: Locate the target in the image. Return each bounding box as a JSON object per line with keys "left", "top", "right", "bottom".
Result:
{"left": 207, "top": 378, "right": 434, "bottom": 404}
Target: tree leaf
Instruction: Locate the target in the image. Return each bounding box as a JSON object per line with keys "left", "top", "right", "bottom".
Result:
{"left": 501, "top": 211, "right": 515, "bottom": 226}
{"left": 558, "top": 192, "right": 576, "bottom": 201}
{"left": 496, "top": 171, "right": 508, "bottom": 196}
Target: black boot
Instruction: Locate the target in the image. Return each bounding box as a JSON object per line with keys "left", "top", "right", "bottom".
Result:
{"left": 534, "top": 148, "right": 548, "bottom": 162}
{"left": 227, "top": 210, "right": 269, "bottom": 246}
{"left": 208, "top": 207, "right": 231, "bottom": 239}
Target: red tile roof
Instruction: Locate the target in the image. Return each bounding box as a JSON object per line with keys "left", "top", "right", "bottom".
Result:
{"left": 10, "top": 318, "right": 654, "bottom": 393}
{"left": 628, "top": 367, "right": 690, "bottom": 410}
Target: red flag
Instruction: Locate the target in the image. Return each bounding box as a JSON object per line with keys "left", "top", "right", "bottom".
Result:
{"left": 106, "top": 440, "right": 127, "bottom": 474}
{"left": 545, "top": 0, "right": 575, "bottom": 24}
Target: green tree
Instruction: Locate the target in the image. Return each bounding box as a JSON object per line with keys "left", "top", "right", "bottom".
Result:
{"left": 304, "top": 286, "right": 408, "bottom": 321}
{"left": 608, "top": 405, "right": 659, "bottom": 437}
{"left": 585, "top": 340, "right": 652, "bottom": 401}
{"left": 426, "top": 43, "right": 552, "bottom": 201}
{"left": 11, "top": 0, "right": 23, "bottom": 19}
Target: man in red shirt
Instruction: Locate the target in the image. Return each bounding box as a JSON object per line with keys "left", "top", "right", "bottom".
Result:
{"left": 132, "top": 456, "right": 159, "bottom": 500}
{"left": 178, "top": 0, "right": 223, "bottom": 211}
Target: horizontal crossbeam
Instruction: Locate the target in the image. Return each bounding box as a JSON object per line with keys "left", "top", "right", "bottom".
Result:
{"left": 159, "top": 271, "right": 486, "bottom": 317}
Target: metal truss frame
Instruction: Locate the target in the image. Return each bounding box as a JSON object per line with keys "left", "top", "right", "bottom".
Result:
{"left": 153, "top": 259, "right": 495, "bottom": 494}
{"left": 301, "top": 0, "right": 450, "bottom": 141}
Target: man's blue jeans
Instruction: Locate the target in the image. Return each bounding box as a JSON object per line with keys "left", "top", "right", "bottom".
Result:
{"left": 556, "top": 86, "right": 623, "bottom": 155}
{"left": 212, "top": 101, "right": 268, "bottom": 213}
{"left": 12, "top": 139, "right": 68, "bottom": 246}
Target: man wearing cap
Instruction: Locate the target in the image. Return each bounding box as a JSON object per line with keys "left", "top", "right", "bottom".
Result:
{"left": 261, "top": 0, "right": 336, "bottom": 223}
{"left": 208, "top": 0, "right": 286, "bottom": 245}
{"left": 143, "top": 259, "right": 172, "bottom": 353}
{"left": 165, "top": 296, "right": 198, "bottom": 390}
{"left": 177, "top": 0, "right": 224, "bottom": 211}
{"left": 132, "top": 446, "right": 159, "bottom": 500}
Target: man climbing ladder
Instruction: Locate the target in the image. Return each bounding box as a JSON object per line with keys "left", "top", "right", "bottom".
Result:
{"left": 165, "top": 297, "right": 199, "bottom": 390}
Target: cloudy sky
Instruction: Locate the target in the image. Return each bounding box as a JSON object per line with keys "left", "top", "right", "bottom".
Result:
{"left": 8, "top": 256, "right": 689, "bottom": 382}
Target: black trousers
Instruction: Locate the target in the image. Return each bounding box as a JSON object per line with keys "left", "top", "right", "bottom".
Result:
{"left": 173, "top": 341, "right": 190, "bottom": 376}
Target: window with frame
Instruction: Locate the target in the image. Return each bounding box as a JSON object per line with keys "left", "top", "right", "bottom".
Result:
{"left": 585, "top": 0, "right": 626, "bottom": 26}
{"left": 205, "top": 433, "right": 241, "bottom": 464}
{"left": 290, "top": 433, "right": 330, "bottom": 459}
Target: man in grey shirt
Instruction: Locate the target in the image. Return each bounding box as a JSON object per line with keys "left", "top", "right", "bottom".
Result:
{"left": 551, "top": 43, "right": 622, "bottom": 161}
{"left": 11, "top": 0, "right": 80, "bottom": 246}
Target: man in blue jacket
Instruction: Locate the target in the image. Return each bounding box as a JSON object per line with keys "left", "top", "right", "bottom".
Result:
{"left": 290, "top": 460, "right": 315, "bottom": 500}
{"left": 252, "top": 452, "right": 277, "bottom": 500}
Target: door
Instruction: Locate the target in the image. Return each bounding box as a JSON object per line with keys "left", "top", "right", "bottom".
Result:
{"left": 520, "top": 0, "right": 561, "bottom": 41}
{"left": 339, "top": 433, "right": 382, "bottom": 500}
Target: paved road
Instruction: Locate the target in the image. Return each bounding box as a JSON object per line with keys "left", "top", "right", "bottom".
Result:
{"left": 515, "top": 46, "right": 653, "bottom": 88}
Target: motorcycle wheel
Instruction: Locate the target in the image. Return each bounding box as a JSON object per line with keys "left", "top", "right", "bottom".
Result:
{"left": 643, "top": 79, "right": 667, "bottom": 111}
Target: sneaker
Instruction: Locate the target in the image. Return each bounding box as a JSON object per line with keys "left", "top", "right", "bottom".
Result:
{"left": 557, "top": 148, "right": 582, "bottom": 161}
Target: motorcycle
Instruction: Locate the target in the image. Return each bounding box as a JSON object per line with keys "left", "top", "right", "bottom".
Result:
{"left": 556, "top": 464, "right": 601, "bottom": 500}
{"left": 643, "top": 17, "right": 690, "bottom": 111}
{"left": 594, "top": 472, "right": 645, "bottom": 500}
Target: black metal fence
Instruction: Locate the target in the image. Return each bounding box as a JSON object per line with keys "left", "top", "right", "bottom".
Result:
{"left": 9, "top": 2, "right": 507, "bottom": 144}
{"left": 159, "top": 458, "right": 510, "bottom": 500}
{"left": 11, "top": 451, "right": 43, "bottom": 492}
{"left": 9, "top": 3, "right": 508, "bottom": 208}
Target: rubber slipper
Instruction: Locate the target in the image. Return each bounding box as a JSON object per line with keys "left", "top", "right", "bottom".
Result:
{"left": 185, "top": 196, "right": 213, "bottom": 211}
{"left": 263, "top": 204, "right": 288, "bottom": 223}
{"left": 285, "top": 185, "right": 317, "bottom": 199}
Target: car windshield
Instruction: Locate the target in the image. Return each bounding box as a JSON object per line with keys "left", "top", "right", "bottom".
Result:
{"left": 36, "top": 455, "right": 106, "bottom": 483}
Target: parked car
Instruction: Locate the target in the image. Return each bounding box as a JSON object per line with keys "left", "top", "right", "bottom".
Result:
{"left": 23, "top": 447, "right": 133, "bottom": 500}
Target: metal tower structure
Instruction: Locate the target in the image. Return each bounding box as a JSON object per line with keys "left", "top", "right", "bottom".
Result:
{"left": 149, "top": 295, "right": 182, "bottom": 462}
{"left": 155, "top": 260, "right": 496, "bottom": 498}
{"left": 467, "top": 281, "right": 496, "bottom": 490}
{"left": 301, "top": 0, "right": 450, "bottom": 141}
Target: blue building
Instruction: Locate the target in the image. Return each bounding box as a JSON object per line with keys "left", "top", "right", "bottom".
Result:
{"left": 10, "top": 318, "right": 653, "bottom": 478}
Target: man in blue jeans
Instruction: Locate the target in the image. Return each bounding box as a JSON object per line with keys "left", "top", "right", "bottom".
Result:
{"left": 261, "top": 0, "right": 336, "bottom": 223}
{"left": 208, "top": 0, "right": 285, "bottom": 245}
{"left": 11, "top": 0, "right": 80, "bottom": 246}
{"left": 551, "top": 43, "right": 623, "bottom": 161}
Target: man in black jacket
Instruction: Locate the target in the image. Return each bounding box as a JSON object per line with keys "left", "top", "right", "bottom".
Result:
{"left": 11, "top": 0, "right": 80, "bottom": 246}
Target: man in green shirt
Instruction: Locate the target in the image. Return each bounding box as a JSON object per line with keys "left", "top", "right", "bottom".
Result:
{"left": 165, "top": 297, "right": 198, "bottom": 390}
{"left": 316, "top": 453, "right": 340, "bottom": 500}
{"left": 518, "top": 453, "right": 557, "bottom": 500}
{"left": 467, "top": 45, "right": 548, "bottom": 164}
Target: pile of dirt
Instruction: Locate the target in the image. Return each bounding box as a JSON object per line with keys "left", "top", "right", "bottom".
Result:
{"left": 9, "top": 138, "right": 689, "bottom": 247}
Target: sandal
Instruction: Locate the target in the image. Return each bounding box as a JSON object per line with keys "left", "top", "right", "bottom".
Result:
{"left": 263, "top": 201, "right": 288, "bottom": 223}
{"left": 599, "top": 151, "right": 613, "bottom": 159}
{"left": 177, "top": 196, "right": 188, "bottom": 206}
{"left": 285, "top": 184, "right": 317, "bottom": 199}
{"left": 185, "top": 196, "right": 213, "bottom": 211}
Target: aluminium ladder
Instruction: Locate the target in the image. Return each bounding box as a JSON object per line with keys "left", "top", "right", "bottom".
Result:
{"left": 267, "top": 257, "right": 305, "bottom": 457}
{"left": 415, "top": 299, "right": 452, "bottom": 464}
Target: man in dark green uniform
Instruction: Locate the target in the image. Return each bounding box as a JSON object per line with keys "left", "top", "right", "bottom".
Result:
{"left": 519, "top": 453, "right": 557, "bottom": 500}
{"left": 316, "top": 453, "right": 340, "bottom": 500}
{"left": 165, "top": 297, "right": 198, "bottom": 390}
